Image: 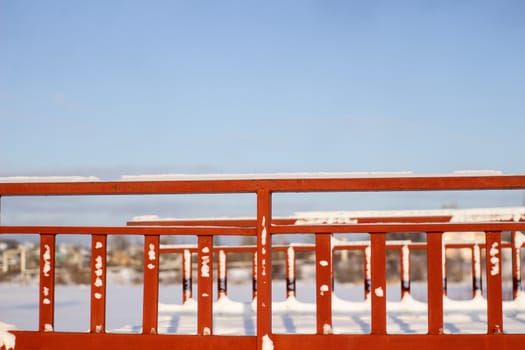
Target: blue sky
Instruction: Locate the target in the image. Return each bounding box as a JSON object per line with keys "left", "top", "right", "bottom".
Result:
{"left": 1, "top": 1, "right": 525, "bottom": 226}
{"left": 2, "top": 0, "right": 524, "bottom": 177}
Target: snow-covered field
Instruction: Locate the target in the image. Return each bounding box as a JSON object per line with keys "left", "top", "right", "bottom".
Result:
{"left": 1, "top": 279, "right": 525, "bottom": 335}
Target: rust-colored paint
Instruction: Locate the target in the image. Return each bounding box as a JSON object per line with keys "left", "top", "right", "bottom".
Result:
{"left": 272, "top": 333, "right": 525, "bottom": 350}
{"left": 271, "top": 222, "right": 525, "bottom": 234}
{"left": 198, "top": 235, "right": 213, "bottom": 335}
{"left": 128, "top": 218, "right": 297, "bottom": 227}
{"left": 39, "top": 234, "right": 55, "bottom": 333}
{"left": 90, "top": 235, "right": 107, "bottom": 333}
{"left": 143, "top": 235, "right": 160, "bottom": 335}
{"left": 0, "top": 225, "right": 255, "bottom": 236}
{"left": 256, "top": 189, "right": 272, "bottom": 347}
{"left": 11, "top": 331, "right": 256, "bottom": 350}
{"left": 427, "top": 232, "right": 444, "bottom": 334}
{"left": 485, "top": 231, "right": 503, "bottom": 334}
{"left": 315, "top": 233, "right": 333, "bottom": 334}
{"left": 158, "top": 240, "right": 515, "bottom": 305}
{"left": 371, "top": 233, "right": 387, "bottom": 334}
{"left": 7, "top": 331, "right": 525, "bottom": 350}
{"left": 2, "top": 174, "right": 525, "bottom": 350}
{"left": 2, "top": 174, "right": 525, "bottom": 197}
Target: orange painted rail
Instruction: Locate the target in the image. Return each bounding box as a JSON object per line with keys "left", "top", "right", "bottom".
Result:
{"left": 155, "top": 240, "right": 523, "bottom": 303}
{"left": 1, "top": 173, "right": 525, "bottom": 350}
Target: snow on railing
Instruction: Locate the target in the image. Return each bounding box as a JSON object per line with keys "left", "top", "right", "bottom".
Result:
{"left": 0, "top": 322, "right": 15, "bottom": 350}
{"left": 0, "top": 176, "right": 100, "bottom": 183}
{"left": 0, "top": 170, "right": 510, "bottom": 185}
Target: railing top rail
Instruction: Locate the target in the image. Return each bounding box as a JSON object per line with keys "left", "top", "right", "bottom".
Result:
{"left": 158, "top": 241, "right": 522, "bottom": 254}
{"left": 2, "top": 173, "right": 525, "bottom": 196}
{"left": 0, "top": 225, "right": 256, "bottom": 236}
{"left": 127, "top": 216, "right": 454, "bottom": 227}
{"left": 2, "top": 221, "right": 525, "bottom": 236}
{"left": 128, "top": 218, "right": 298, "bottom": 227}
{"left": 271, "top": 221, "right": 525, "bottom": 234}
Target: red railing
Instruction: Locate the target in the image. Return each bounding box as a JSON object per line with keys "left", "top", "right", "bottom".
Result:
{"left": 1, "top": 174, "right": 525, "bottom": 350}
{"left": 131, "top": 215, "right": 524, "bottom": 302}
{"left": 153, "top": 240, "right": 523, "bottom": 304}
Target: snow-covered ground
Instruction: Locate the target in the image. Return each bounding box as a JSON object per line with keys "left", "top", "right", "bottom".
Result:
{"left": 1, "top": 279, "right": 524, "bottom": 335}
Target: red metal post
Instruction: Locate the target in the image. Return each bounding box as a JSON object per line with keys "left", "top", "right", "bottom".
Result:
{"left": 472, "top": 244, "right": 482, "bottom": 298}
{"left": 427, "top": 232, "right": 444, "bottom": 334}
{"left": 364, "top": 244, "right": 371, "bottom": 301}
{"left": 486, "top": 231, "right": 503, "bottom": 334}
{"left": 286, "top": 246, "right": 296, "bottom": 299}
{"left": 252, "top": 251, "right": 257, "bottom": 300}
{"left": 218, "top": 249, "right": 227, "bottom": 299}
{"left": 315, "top": 233, "right": 333, "bottom": 334}
{"left": 182, "top": 249, "right": 193, "bottom": 303}
{"left": 371, "top": 233, "right": 386, "bottom": 335}
{"left": 198, "top": 235, "right": 213, "bottom": 335}
{"left": 443, "top": 246, "right": 448, "bottom": 297}
{"left": 39, "top": 234, "right": 56, "bottom": 332}
{"left": 256, "top": 189, "right": 272, "bottom": 348}
{"left": 400, "top": 244, "right": 410, "bottom": 299}
{"left": 142, "top": 235, "right": 160, "bottom": 335}
{"left": 511, "top": 231, "right": 522, "bottom": 300}
{"left": 90, "top": 235, "right": 107, "bottom": 333}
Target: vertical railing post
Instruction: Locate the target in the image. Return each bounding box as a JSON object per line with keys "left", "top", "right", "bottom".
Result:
{"left": 472, "top": 244, "right": 482, "bottom": 298}
{"left": 143, "top": 235, "right": 160, "bottom": 335}
{"left": 400, "top": 244, "right": 410, "bottom": 299}
{"left": 486, "top": 231, "right": 503, "bottom": 334}
{"left": 39, "top": 234, "right": 56, "bottom": 332}
{"left": 252, "top": 251, "right": 258, "bottom": 300}
{"left": 198, "top": 235, "right": 213, "bottom": 335}
{"left": 316, "top": 233, "right": 333, "bottom": 334}
{"left": 443, "top": 245, "right": 448, "bottom": 297}
{"left": 286, "top": 246, "right": 296, "bottom": 299}
{"left": 512, "top": 231, "right": 523, "bottom": 299}
{"left": 364, "top": 245, "right": 371, "bottom": 301}
{"left": 427, "top": 232, "right": 444, "bottom": 334}
{"left": 182, "top": 249, "right": 193, "bottom": 303}
{"left": 256, "top": 189, "right": 272, "bottom": 349}
{"left": 1, "top": 248, "right": 7, "bottom": 274}
{"left": 20, "top": 246, "right": 27, "bottom": 275}
{"left": 90, "top": 234, "right": 107, "bottom": 333}
{"left": 218, "top": 249, "right": 227, "bottom": 299}
{"left": 371, "top": 232, "right": 386, "bottom": 334}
